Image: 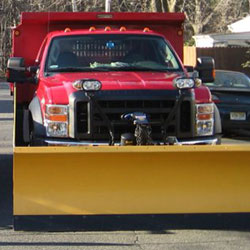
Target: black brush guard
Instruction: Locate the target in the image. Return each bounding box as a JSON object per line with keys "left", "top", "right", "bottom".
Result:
{"left": 69, "top": 89, "right": 194, "bottom": 144}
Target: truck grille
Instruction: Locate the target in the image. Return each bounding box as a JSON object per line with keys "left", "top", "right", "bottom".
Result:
{"left": 75, "top": 91, "right": 192, "bottom": 141}
{"left": 76, "top": 101, "right": 88, "bottom": 134}
{"left": 93, "top": 100, "right": 176, "bottom": 140}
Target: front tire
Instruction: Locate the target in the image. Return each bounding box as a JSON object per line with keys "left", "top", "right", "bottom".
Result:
{"left": 29, "top": 119, "right": 47, "bottom": 146}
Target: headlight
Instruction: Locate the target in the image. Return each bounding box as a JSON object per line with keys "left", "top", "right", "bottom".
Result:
{"left": 196, "top": 103, "right": 214, "bottom": 136}
{"left": 196, "top": 120, "right": 214, "bottom": 136}
{"left": 46, "top": 122, "right": 68, "bottom": 137}
{"left": 174, "top": 77, "right": 195, "bottom": 89}
{"left": 45, "top": 104, "right": 69, "bottom": 137}
{"left": 73, "top": 79, "right": 102, "bottom": 91}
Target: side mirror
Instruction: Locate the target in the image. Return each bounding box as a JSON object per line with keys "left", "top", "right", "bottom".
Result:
{"left": 6, "top": 57, "right": 26, "bottom": 83}
{"left": 195, "top": 57, "right": 215, "bottom": 83}
{"left": 6, "top": 57, "right": 38, "bottom": 84}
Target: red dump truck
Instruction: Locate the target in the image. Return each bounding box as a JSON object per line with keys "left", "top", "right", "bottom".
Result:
{"left": 11, "top": 12, "right": 250, "bottom": 231}
{"left": 7, "top": 12, "right": 221, "bottom": 147}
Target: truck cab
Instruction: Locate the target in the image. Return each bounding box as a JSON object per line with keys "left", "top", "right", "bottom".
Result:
{"left": 7, "top": 12, "right": 221, "bottom": 146}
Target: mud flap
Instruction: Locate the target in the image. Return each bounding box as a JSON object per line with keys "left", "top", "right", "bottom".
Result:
{"left": 14, "top": 145, "right": 250, "bottom": 222}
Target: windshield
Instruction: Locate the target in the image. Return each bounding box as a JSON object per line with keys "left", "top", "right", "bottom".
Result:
{"left": 45, "top": 34, "right": 182, "bottom": 73}
{"left": 205, "top": 71, "right": 250, "bottom": 89}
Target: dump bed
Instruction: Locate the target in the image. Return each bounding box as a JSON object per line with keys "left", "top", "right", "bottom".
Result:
{"left": 13, "top": 12, "right": 185, "bottom": 66}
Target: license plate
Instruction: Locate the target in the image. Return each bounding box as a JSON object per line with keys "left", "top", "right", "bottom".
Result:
{"left": 230, "top": 112, "right": 246, "bottom": 120}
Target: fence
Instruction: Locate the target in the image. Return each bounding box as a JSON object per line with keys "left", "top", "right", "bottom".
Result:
{"left": 184, "top": 46, "right": 250, "bottom": 76}
{"left": 183, "top": 46, "right": 196, "bottom": 67}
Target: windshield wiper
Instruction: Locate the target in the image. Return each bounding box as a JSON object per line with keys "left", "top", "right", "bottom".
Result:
{"left": 111, "top": 66, "right": 170, "bottom": 72}
{"left": 47, "top": 67, "right": 110, "bottom": 72}
{"left": 47, "top": 65, "right": 176, "bottom": 73}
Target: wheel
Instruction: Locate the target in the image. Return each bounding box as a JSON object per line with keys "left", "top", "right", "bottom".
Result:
{"left": 29, "top": 118, "right": 47, "bottom": 146}
{"left": 15, "top": 108, "right": 26, "bottom": 146}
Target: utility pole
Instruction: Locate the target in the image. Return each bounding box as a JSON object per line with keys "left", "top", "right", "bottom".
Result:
{"left": 72, "top": 0, "right": 78, "bottom": 12}
{"left": 105, "top": 0, "right": 111, "bottom": 12}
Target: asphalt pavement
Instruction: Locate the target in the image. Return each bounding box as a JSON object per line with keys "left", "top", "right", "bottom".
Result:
{"left": 1, "top": 82, "right": 250, "bottom": 250}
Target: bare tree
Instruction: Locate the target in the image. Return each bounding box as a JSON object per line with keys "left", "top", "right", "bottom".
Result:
{"left": 179, "top": 0, "right": 249, "bottom": 35}
{"left": 72, "top": 0, "right": 78, "bottom": 12}
{"left": 166, "top": 0, "right": 177, "bottom": 12}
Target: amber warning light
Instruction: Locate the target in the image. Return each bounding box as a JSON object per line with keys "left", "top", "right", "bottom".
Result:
{"left": 143, "top": 27, "right": 151, "bottom": 32}
{"left": 120, "top": 26, "right": 127, "bottom": 32}
{"left": 14, "top": 30, "right": 20, "bottom": 37}
{"left": 177, "top": 30, "right": 183, "bottom": 36}
{"left": 105, "top": 26, "right": 111, "bottom": 31}
{"left": 64, "top": 28, "right": 71, "bottom": 33}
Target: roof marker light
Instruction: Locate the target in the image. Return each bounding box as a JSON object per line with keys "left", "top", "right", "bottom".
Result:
{"left": 143, "top": 27, "right": 151, "bottom": 32}
{"left": 89, "top": 26, "right": 96, "bottom": 31}
{"left": 177, "top": 30, "right": 183, "bottom": 36}
{"left": 120, "top": 26, "right": 126, "bottom": 31}
{"left": 14, "top": 30, "right": 20, "bottom": 37}
{"left": 105, "top": 26, "right": 111, "bottom": 31}
{"left": 64, "top": 28, "right": 71, "bottom": 33}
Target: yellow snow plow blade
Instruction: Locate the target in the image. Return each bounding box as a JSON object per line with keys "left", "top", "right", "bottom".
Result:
{"left": 13, "top": 145, "right": 250, "bottom": 216}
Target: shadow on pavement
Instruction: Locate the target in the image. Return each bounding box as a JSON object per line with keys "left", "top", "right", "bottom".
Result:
{"left": 0, "top": 242, "right": 134, "bottom": 247}
{"left": 0, "top": 154, "right": 13, "bottom": 230}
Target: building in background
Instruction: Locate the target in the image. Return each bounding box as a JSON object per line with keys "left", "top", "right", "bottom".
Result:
{"left": 194, "top": 16, "right": 250, "bottom": 48}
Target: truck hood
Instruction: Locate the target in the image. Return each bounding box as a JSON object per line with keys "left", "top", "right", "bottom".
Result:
{"left": 46, "top": 71, "right": 181, "bottom": 89}
{"left": 41, "top": 71, "right": 182, "bottom": 104}
{"left": 39, "top": 71, "right": 211, "bottom": 105}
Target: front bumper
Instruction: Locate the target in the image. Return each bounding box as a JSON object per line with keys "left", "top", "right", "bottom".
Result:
{"left": 44, "top": 136, "right": 219, "bottom": 146}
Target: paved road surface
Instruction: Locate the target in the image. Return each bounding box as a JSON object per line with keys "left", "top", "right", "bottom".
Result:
{"left": 1, "top": 82, "right": 250, "bottom": 250}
